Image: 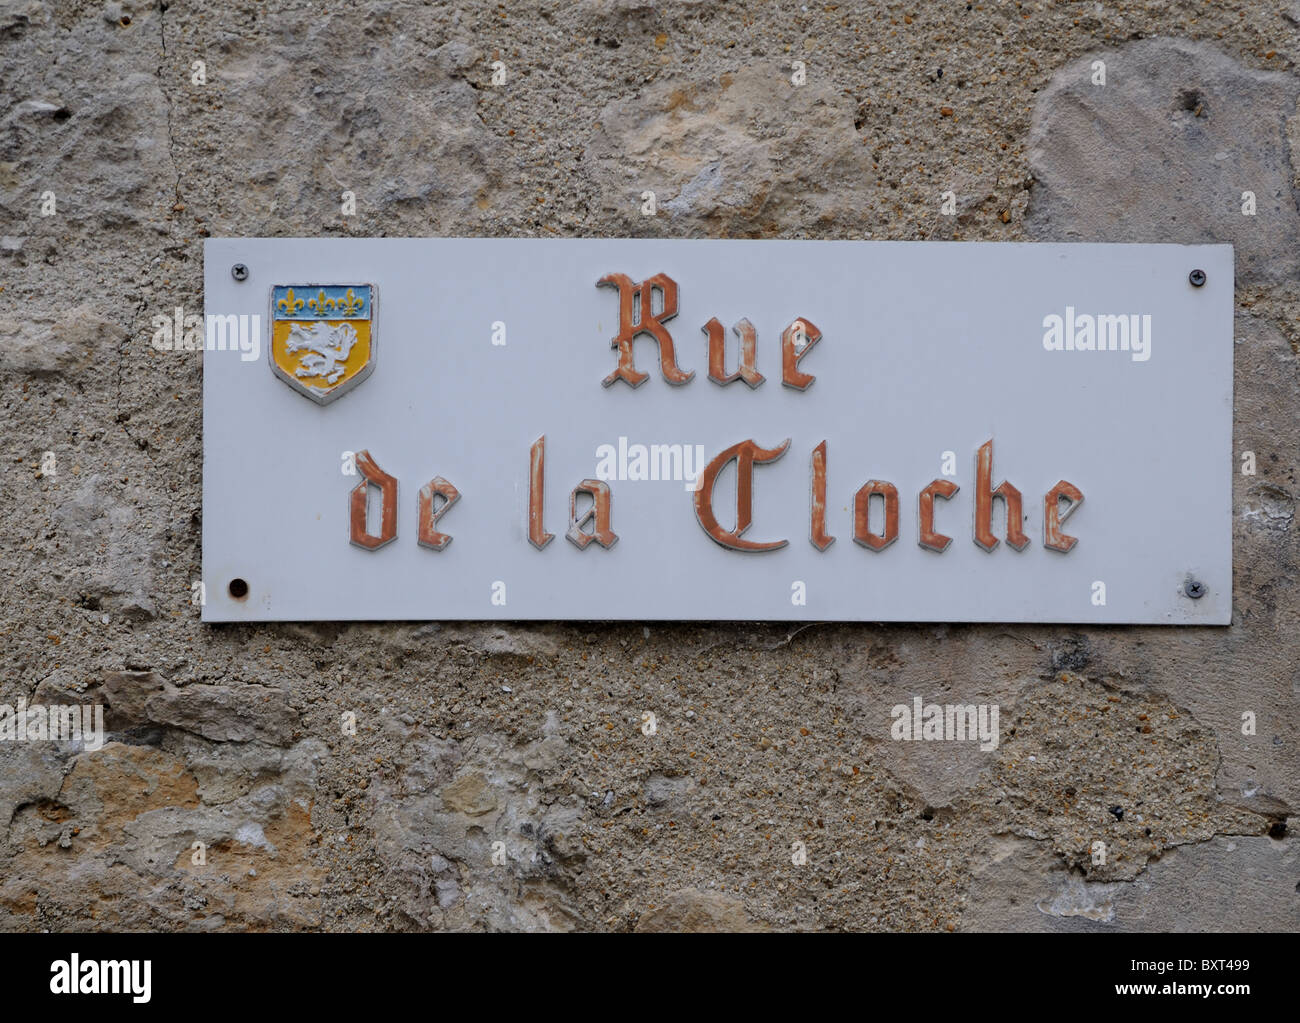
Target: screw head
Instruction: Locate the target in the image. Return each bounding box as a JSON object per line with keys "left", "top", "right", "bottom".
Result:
{"left": 1184, "top": 579, "right": 1206, "bottom": 599}
{"left": 1188, "top": 268, "right": 1206, "bottom": 288}
{"left": 231, "top": 263, "right": 249, "bottom": 282}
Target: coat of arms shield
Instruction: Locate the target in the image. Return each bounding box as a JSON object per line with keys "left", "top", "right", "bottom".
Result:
{"left": 270, "top": 284, "right": 376, "bottom": 404}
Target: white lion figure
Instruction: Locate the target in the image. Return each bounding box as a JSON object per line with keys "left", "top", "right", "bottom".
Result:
{"left": 285, "top": 321, "right": 359, "bottom": 385}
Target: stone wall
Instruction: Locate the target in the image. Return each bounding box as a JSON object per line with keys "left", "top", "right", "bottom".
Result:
{"left": 1, "top": 0, "right": 1297, "bottom": 931}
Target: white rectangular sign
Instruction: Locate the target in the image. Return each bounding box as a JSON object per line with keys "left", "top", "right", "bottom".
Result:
{"left": 202, "top": 238, "right": 1232, "bottom": 623}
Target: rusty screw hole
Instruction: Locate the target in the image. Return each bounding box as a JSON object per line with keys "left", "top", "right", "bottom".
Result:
{"left": 119, "top": 15, "right": 132, "bottom": 26}
{"left": 228, "top": 578, "right": 249, "bottom": 600}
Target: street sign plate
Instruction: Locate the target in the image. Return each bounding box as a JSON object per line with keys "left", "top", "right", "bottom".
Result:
{"left": 202, "top": 239, "right": 1232, "bottom": 623}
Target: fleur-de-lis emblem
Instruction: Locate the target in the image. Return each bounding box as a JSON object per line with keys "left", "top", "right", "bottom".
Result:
{"left": 277, "top": 288, "right": 305, "bottom": 315}
{"left": 308, "top": 289, "right": 334, "bottom": 315}
{"left": 336, "top": 288, "right": 365, "bottom": 317}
